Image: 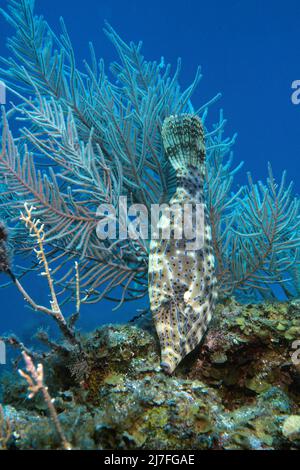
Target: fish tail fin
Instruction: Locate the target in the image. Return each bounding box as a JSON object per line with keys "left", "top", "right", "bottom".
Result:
{"left": 162, "top": 114, "right": 205, "bottom": 172}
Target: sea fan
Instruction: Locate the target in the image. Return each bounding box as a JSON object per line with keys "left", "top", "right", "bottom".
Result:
{"left": 0, "top": 0, "right": 299, "bottom": 307}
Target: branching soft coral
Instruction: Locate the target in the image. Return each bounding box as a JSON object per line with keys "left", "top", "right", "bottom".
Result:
{"left": 208, "top": 162, "right": 300, "bottom": 300}
{"left": 0, "top": 0, "right": 299, "bottom": 307}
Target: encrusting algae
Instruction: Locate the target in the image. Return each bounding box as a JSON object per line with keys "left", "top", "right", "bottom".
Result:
{"left": 149, "top": 115, "right": 218, "bottom": 374}
{"left": 1, "top": 299, "right": 300, "bottom": 450}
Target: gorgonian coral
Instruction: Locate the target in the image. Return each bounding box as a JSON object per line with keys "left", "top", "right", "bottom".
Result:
{"left": 0, "top": 0, "right": 299, "bottom": 308}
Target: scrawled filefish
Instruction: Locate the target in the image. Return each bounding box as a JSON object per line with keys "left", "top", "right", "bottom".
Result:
{"left": 149, "top": 114, "right": 218, "bottom": 374}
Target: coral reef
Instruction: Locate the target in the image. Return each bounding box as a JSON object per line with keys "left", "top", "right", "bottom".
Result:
{"left": 0, "top": 0, "right": 299, "bottom": 452}
{"left": 0, "top": 299, "right": 300, "bottom": 450}
{"left": 0, "top": 404, "right": 11, "bottom": 450}
{"left": 0, "top": 0, "right": 298, "bottom": 307}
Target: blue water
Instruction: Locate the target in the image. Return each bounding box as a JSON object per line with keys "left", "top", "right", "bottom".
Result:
{"left": 0, "top": 0, "right": 299, "bottom": 345}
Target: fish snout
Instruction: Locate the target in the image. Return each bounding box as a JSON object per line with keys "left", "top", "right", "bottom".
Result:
{"left": 160, "top": 361, "right": 174, "bottom": 375}
{"left": 160, "top": 349, "right": 180, "bottom": 375}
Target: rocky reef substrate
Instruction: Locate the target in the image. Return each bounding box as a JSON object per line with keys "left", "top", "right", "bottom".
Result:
{"left": 1, "top": 299, "right": 300, "bottom": 450}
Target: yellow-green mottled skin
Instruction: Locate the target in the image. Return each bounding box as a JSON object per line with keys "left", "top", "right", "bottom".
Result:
{"left": 149, "top": 114, "right": 218, "bottom": 374}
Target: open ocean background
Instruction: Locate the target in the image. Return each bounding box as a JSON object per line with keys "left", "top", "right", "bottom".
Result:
{"left": 0, "top": 0, "right": 299, "bottom": 349}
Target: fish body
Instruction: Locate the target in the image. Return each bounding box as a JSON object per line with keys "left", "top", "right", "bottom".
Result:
{"left": 148, "top": 114, "right": 218, "bottom": 374}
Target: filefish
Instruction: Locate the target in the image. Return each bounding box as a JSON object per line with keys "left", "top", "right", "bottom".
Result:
{"left": 148, "top": 114, "right": 218, "bottom": 374}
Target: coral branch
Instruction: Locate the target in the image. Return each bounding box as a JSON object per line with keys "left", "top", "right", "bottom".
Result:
{"left": 15, "top": 203, "right": 79, "bottom": 345}
{"left": 18, "top": 351, "right": 71, "bottom": 450}
{"left": 20, "top": 203, "right": 62, "bottom": 316}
